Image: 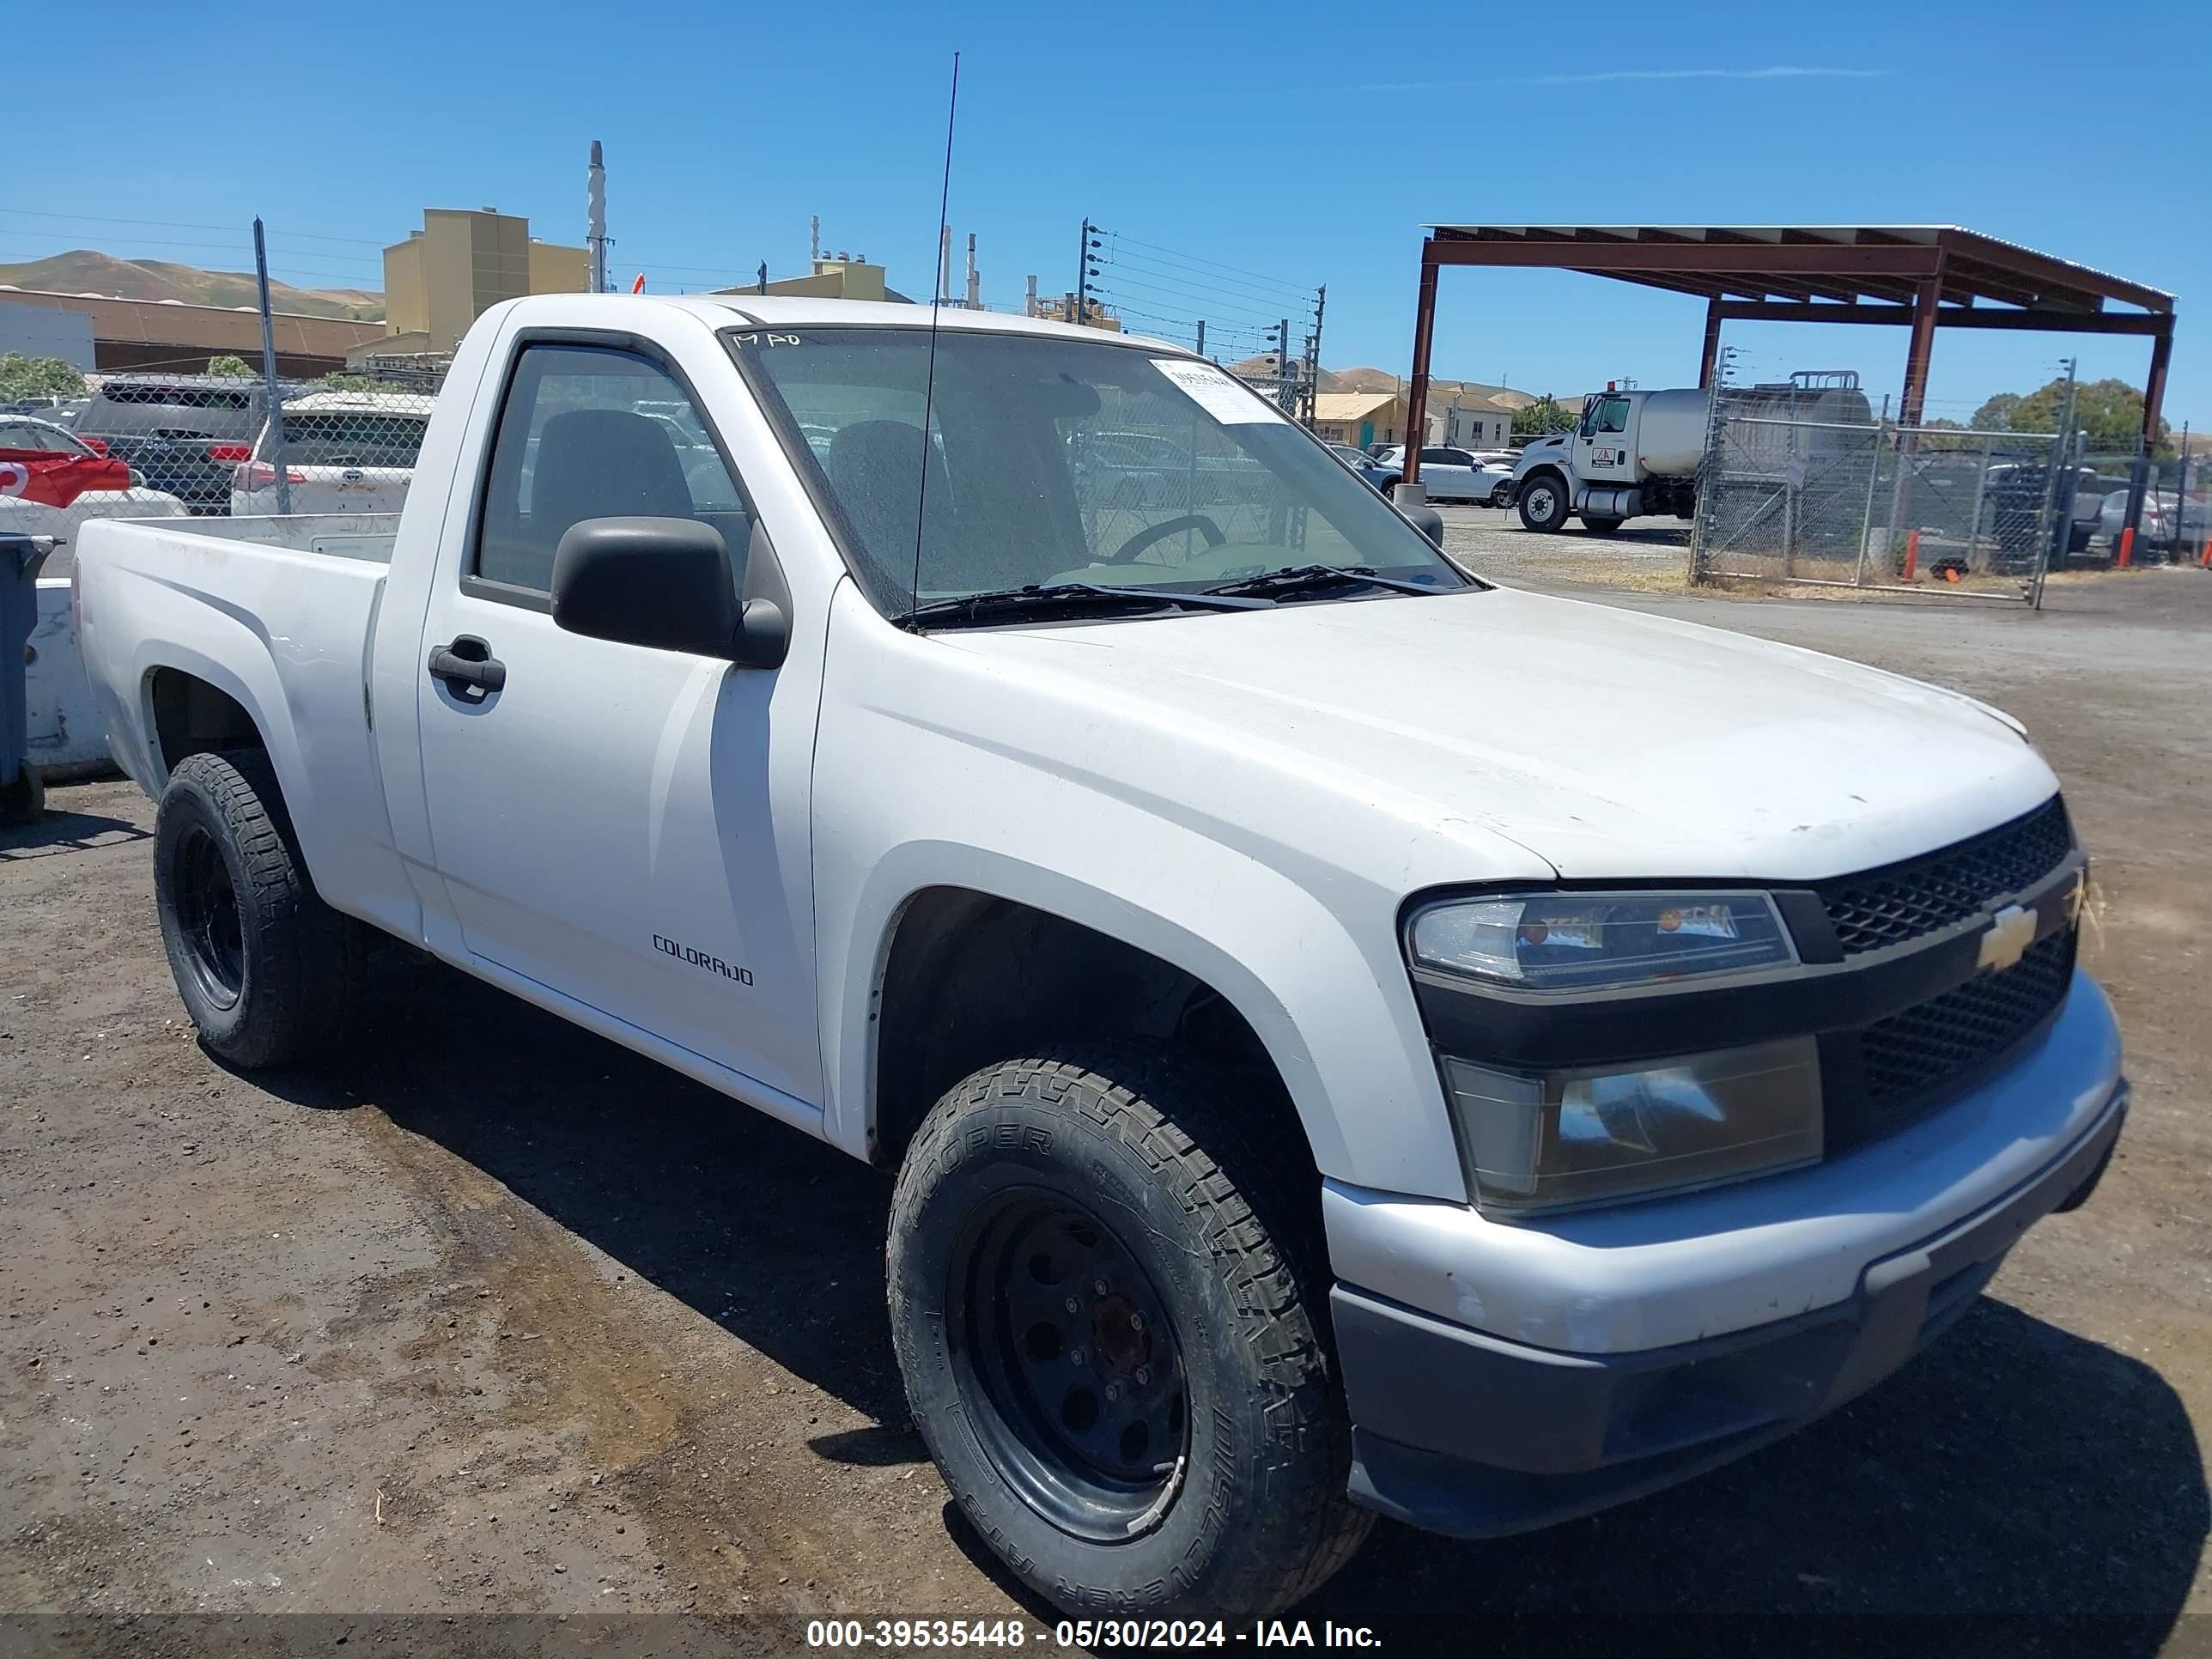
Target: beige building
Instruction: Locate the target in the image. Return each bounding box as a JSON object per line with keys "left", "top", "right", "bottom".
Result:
{"left": 714, "top": 257, "right": 891, "bottom": 304}
{"left": 382, "top": 209, "right": 589, "bottom": 353}
{"left": 1312, "top": 392, "right": 1407, "bottom": 453}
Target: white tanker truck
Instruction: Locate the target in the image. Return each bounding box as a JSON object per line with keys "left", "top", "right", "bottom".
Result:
{"left": 1503, "top": 374, "right": 1874, "bottom": 535}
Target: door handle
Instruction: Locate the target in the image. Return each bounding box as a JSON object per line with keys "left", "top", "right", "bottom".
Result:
{"left": 428, "top": 635, "right": 506, "bottom": 696}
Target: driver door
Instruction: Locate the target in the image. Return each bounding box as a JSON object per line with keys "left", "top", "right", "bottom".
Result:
{"left": 1575, "top": 395, "right": 1636, "bottom": 485}
{"left": 413, "top": 332, "right": 823, "bottom": 1107}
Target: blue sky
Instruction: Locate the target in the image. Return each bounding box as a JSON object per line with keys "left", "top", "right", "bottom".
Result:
{"left": 8, "top": 0, "right": 2206, "bottom": 430}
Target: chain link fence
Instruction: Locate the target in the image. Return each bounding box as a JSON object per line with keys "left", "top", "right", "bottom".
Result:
{"left": 1691, "top": 391, "right": 2066, "bottom": 603}
{"left": 3, "top": 362, "right": 443, "bottom": 574}
{"left": 2072, "top": 450, "right": 2209, "bottom": 566}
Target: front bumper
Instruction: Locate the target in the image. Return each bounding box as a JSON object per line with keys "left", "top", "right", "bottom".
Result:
{"left": 1333, "top": 1074, "right": 2126, "bottom": 1538}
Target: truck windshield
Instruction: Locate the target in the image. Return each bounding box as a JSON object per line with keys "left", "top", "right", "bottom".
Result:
{"left": 726, "top": 326, "right": 1469, "bottom": 619}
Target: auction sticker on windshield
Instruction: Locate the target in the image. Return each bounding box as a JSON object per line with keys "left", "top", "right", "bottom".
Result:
{"left": 1152, "top": 359, "right": 1285, "bottom": 425}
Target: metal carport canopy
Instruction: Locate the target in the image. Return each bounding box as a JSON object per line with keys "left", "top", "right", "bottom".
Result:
{"left": 1398, "top": 224, "right": 2176, "bottom": 496}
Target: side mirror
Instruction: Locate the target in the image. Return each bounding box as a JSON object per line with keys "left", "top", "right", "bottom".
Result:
{"left": 550, "top": 516, "right": 788, "bottom": 669}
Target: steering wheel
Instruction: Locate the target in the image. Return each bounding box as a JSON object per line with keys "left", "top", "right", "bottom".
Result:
{"left": 1107, "top": 514, "right": 1227, "bottom": 564}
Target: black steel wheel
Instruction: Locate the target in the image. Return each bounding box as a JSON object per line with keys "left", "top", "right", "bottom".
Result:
{"left": 888, "top": 1046, "right": 1370, "bottom": 1620}
{"left": 170, "top": 821, "right": 246, "bottom": 1009}
{"left": 952, "top": 1189, "right": 1189, "bottom": 1540}
{"left": 153, "top": 749, "right": 359, "bottom": 1068}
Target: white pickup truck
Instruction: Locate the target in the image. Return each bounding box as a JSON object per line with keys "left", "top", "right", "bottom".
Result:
{"left": 74, "top": 294, "right": 2125, "bottom": 1620}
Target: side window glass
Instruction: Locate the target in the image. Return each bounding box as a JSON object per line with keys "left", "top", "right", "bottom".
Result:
{"left": 1599, "top": 398, "right": 1630, "bottom": 434}
{"left": 473, "top": 343, "right": 750, "bottom": 595}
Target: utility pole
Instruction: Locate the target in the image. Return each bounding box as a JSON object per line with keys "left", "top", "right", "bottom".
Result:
{"left": 251, "top": 217, "right": 291, "bottom": 516}
{"left": 586, "top": 140, "right": 610, "bottom": 295}
{"left": 1274, "top": 318, "right": 1294, "bottom": 414}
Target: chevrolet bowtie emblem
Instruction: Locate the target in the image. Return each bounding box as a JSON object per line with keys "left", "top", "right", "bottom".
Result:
{"left": 1977, "top": 903, "right": 2037, "bottom": 973}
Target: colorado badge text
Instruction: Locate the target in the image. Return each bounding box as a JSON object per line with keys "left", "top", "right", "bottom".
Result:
{"left": 653, "top": 933, "right": 754, "bottom": 987}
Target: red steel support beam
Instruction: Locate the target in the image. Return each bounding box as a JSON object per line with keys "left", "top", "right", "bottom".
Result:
{"left": 1898, "top": 274, "right": 1943, "bottom": 427}
{"left": 1423, "top": 239, "right": 1943, "bottom": 278}
{"left": 1708, "top": 301, "right": 2169, "bottom": 335}
{"left": 1401, "top": 246, "right": 1440, "bottom": 490}
{"left": 2142, "top": 318, "right": 2176, "bottom": 453}
{"left": 1698, "top": 300, "right": 1724, "bottom": 388}
{"left": 2118, "top": 316, "right": 2179, "bottom": 552}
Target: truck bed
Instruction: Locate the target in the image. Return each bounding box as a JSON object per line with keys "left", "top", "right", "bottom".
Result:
{"left": 131, "top": 511, "right": 402, "bottom": 564}
{"left": 72, "top": 512, "right": 417, "bottom": 941}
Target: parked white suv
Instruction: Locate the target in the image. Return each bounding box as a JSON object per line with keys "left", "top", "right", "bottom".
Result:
{"left": 229, "top": 391, "right": 431, "bottom": 515}
{"left": 74, "top": 295, "right": 2126, "bottom": 1621}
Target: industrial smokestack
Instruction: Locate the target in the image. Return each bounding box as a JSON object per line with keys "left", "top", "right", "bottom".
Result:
{"left": 939, "top": 227, "right": 954, "bottom": 305}
{"left": 586, "top": 140, "right": 609, "bottom": 295}
{"left": 965, "top": 233, "right": 979, "bottom": 310}
{"left": 810, "top": 215, "right": 821, "bottom": 270}
{"left": 1024, "top": 274, "right": 1038, "bottom": 317}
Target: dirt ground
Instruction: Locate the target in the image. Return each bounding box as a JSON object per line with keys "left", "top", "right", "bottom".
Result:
{"left": 3, "top": 556, "right": 2210, "bottom": 1654}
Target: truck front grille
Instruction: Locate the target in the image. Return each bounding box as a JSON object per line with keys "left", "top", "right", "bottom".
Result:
{"left": 1826, "top": 927, "right": 2077, "bottom": 1153}
{"left": 1859, "top": 927, "right": 2077, "bottom": 1099}
{"left": 1816, "top": 796, "right": 2074, "bottom": 955}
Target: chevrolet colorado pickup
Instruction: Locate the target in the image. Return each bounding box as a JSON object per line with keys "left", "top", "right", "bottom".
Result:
{"left": 73, "top": 294, "right": 2125, "bottom": 1620}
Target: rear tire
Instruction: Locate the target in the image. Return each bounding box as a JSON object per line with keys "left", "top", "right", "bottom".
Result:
{"left": 888, "top": 1046, "right": 1370, "bottom": 1620}
{"left": 153, "top": 750, "right": 358, "bottom": 1069}
{"left": 1516, "top": 472, "right": 1570, "bottom": 532}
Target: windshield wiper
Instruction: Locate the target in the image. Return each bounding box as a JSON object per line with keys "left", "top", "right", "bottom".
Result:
{"left": 896, "top": 580, "right": 1269, "bottom": 630}
{"left": 1200, "top": 563, "right": 1445, "bottom": 600}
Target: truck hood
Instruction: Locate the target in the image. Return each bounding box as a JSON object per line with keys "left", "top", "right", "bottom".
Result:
{"left": 948, "top": 586, "right": 2057, "bottom": 882}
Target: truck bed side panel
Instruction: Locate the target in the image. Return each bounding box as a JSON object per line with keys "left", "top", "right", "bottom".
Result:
{"left": 75, "top": 521, "right": 421, "bottom": 943}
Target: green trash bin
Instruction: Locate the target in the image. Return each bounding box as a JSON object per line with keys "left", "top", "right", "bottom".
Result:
{"left": 2, "top": 532, "right": 52, "bottom": 823}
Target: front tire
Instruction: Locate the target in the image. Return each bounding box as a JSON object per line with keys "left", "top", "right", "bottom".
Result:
{"left": 153, "top": 750, "right": 357, "bottom": 1069}
{"left": 1516, "top": 472, "right": 1570, "bottom": 532}
{"left": 888, "top": 1047, "right": 1370, "bottom": 1620}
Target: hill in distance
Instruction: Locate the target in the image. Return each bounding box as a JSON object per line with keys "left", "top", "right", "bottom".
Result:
{"left": 0, "top": 250, "right": 383, "bottom": 322}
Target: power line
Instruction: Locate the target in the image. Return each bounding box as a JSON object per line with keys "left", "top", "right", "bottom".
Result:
{"left": 1106, "top": 232, "right": 1316, "bottom": 299}
{"left": 1089, "top": 271, "right": 1284, "bottom": 327}
{"left": 1101, "top": 252, "right": 1317, "bottom": 316}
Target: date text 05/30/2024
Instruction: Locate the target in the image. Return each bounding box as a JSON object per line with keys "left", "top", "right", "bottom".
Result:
{"left": 805, "top": 1620, "right": 1382, "bottom": 1649}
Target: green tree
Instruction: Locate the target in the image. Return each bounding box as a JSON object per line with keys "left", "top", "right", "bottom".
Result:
{"left": 1972, "top": 378, "right": 2167, "bottom": 456}
{"left": 0, "top": 354, "right": 88, "bottom": 401}
{"left": 207, "top": 355, "right": 256, "bottom": 379}
{"left": 313, "top": 374, "right": 390, "bottom": 393}
{"left": 1512, "top": 395, "right": 1579, "bottom": 437}
{"left": 1969, "top": 392, "right": 2021, "bottom": 432}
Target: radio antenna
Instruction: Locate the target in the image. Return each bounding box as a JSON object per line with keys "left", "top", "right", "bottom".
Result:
{"left": 908, "top": 51, "right": 960, "bottom": 617}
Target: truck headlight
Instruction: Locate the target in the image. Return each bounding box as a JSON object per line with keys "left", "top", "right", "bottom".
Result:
{"left": 1443, "top": 1038, "right": 1823, "bottom": 1215}
{"left": 1410, "top": 891, "right": 1795, "bottom": 992}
